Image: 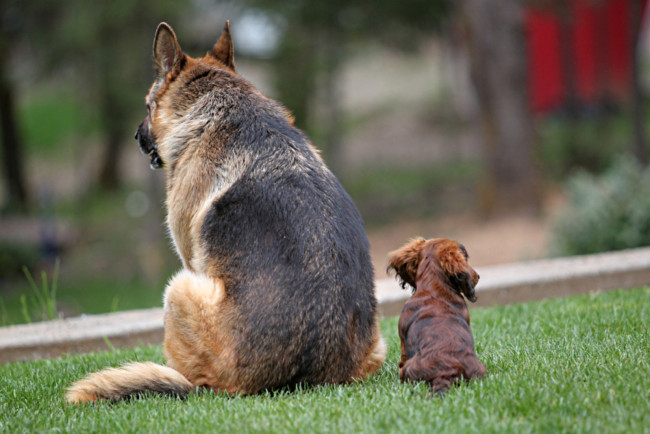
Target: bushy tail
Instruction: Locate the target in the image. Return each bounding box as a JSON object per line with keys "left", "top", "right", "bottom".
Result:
{"left": 66, "top": 362, "right": 194, "bottom": 404}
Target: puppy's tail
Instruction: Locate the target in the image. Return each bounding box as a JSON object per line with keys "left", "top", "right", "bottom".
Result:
{"left": 66, "top": 362, "right": 194, "bottom": 404}
{"left": 401, "top": 358, "right": 455, "bottom": 394}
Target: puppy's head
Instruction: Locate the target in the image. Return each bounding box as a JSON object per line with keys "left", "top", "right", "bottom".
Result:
{"left": 387, "top": 238, "right": 480, "bottom": 302}
{"left": 135, "top": 21, "right": 237, "bottom": 169}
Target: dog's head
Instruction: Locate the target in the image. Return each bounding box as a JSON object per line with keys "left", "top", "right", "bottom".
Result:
{"left": 134, "top": 21, "right": 237, "bottom": 169}
{"left": 387, "top": 238, "right": 480, "bottom": 302}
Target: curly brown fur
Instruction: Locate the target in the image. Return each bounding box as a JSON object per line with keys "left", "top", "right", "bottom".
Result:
{"left": 67, "top": 21, "right": 385, "bottom": 404}
{"left": 387, "top": 238, "right": 486, "bottom": 395}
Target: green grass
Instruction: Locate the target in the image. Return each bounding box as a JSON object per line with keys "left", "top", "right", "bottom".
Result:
{"left": 1, "top": 287, "right": 648, "bottom": 433}
{"left": 0, "top": 275, "right": 169, "bottom": 326}
{"left": 0, "top": 187, "right": 176, "bottom": 326}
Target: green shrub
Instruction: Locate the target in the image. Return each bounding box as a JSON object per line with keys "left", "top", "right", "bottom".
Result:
{"left": 342, "top": 160, "right": 479, "bottom": 226}
{"left": 551, "top": 155, "right": 650, "bottom": 255}
{"left": 19, "top": 89, "right": 100, "bottom": 155}
{"left": 0, "top": 241, "right": 40, "bottom": 280}
{"left": 538, "top": 115, "right": 630, "bottom": 179}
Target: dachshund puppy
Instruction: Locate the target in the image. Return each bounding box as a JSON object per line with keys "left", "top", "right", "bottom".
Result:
{"left": 388, "top": 238, "right": 486, "bottom": 395}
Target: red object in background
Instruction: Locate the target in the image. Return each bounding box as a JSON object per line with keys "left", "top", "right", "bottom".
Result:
{"left": 526, "top": 0, "right": 647, "bottom": 114}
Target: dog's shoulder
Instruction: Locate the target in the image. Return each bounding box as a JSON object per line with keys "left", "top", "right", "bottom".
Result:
{"left": 200, "top": 129, "right": 368, "bottom": 277}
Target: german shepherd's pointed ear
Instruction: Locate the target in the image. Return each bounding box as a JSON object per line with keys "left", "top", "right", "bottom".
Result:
{"left": 387, "top": 238, "right": 426, "bottom": 290}
{"left": 210, "top": 21, "right": 236, "bottom": 71}
{"left": 153, "top": 22, "right": 184, "bottom": 78}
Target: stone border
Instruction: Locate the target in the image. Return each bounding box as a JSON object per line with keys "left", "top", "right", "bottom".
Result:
{"left": 3, "top": 246, "right": 650, "bottom": 364}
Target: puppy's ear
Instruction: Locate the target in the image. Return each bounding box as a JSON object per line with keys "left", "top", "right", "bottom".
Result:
{"left": 153, "top": 22, "right": 184, "bottom": 78}
{"left": 449, "top": 271, "right": 477, "bottom": 302}
{"left": 438, "top": 241, "right": 469, "bottom": 276}
{"left": 439, "top": 241, "right": 479, "bottom": 302}
{"left": 387, "top": 238, "right": 426, "bottom": 289}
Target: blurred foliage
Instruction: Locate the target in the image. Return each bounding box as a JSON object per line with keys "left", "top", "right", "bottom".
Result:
{"left": 538, "top": 113, "right": 631, "bottom": 179}
{"left": 20, "top": 259, "right": 59, "bottom": 323}
{"left": 0, "top": 274, "right": 167, "bottom": 326}
{"left": 0, "top": 186, "right": 174, "bottom": 325}
{"left": 551, "top": 155, "right": 650, "bottom": 255}
{"left": 248, "top": 0, "right": 450, "bottom": 46}
{"left": 0, "top": 240, "right": 39, "bottom": 280}
{"left": 344, "top": 160, "right": 479, "bottom": 226}
{"left": 2, "top": 1, "right": 648, "bottom": 323}
{"left": 5, "top": 0, "right": 190, "bottom": 189}
{"left": 19, "top": 89, "right": 100, "bottom": 154}
{"left": 244, "top": 0, "right": 451, "bottom": 167}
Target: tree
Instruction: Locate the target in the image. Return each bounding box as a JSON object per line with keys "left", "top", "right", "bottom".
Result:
{"left": 65, "top": 1, "right": 190, "bottom": 189}
{"left": 630, "top": 0, "right": 647, "bottom": 165}
{"left": 15, "top": 0, "right": 189, "bottom": 191}
{"left": 0, "top": 0, "right": 28, "bottom": 212}
{"left": 460, "top": 0, "right": 541, "bottom": 215}
{"left": 247, "top": 1, "right": 450, "bottom": 174}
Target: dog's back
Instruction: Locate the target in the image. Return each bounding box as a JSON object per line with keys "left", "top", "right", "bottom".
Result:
{"left": 399, "top": 296, "right": 486, "bottom": 392}
{"left": 199, "top": 90, "right": 378, "bottom": 388}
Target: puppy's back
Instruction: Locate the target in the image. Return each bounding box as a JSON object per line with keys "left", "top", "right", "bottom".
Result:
{"left": 400, "top": 300, "right": 486, "bottom": 393}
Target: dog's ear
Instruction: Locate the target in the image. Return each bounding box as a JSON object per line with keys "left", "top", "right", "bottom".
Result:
{"left": 439, "top": 241, "right": 478, "bottom": 302}
{"left": 387, "top": 238, "right": 426, "bottom": 289}
{"left": 438, "top": 241, "right": 469, "bottom": 276}
{"left": 449, "top": 271, "right": 477, "bottom": 302}
{"left": 153, "top": 22, "right": 184, "bottom": 78}
{"left": 210, "top": 21, "right": 236, "bottom": 71}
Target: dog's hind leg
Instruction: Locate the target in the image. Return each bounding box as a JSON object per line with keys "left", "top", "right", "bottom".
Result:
{"left": 163, "top": 269, "right": 243, "bottom": 394}
{"left": 354, "top": 318, "right": 386, "bottom": 379}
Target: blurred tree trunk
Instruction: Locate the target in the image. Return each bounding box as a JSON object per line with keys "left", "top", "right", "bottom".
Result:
{"left": 97, "top": 20, "right": 128, "bottom": 190}
{"left": 461, "top": 0, "right": 541, "bottom": 215}
{"left": 272, "top": 25, "right": 319, "bottom": 131}
{"left": 321, "top": 27, "right": 344, "bottom": 175}
{"left": 0, "top": 23, "right": 28, "bottom": 211}
{"left": 558, "top": 4, "right": 579, "bottom": 117}
{"left": 630, "top": 0, "right": 648, "bottom": 165}
{"left": 272, "top": 24, "right": 345, "bottom": 175}
{"left": 98, "top": 87, "right": 124, "bottom": 190}
{"left": 558, "top": 3, "right": 584, "bottom": 169}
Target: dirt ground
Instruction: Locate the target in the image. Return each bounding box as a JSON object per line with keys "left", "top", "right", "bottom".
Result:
{"left": 367, "top": 211, "right": 553, "bottom": 275}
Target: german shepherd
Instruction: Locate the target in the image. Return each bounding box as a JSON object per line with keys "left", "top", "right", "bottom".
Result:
{"left": 388, "top": 238, "right": 485, "bottom": 395}
{"left": 66, "top": 22, "right": 385, "bottom": 403}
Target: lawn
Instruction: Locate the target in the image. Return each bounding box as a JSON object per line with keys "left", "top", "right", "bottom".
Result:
{"left": 1, "top": 287, "right": 648, "bottom": 433}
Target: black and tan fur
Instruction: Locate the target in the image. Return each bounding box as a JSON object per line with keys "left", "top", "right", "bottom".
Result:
{"left": 66, "top": 22, "right": 385, "bottom": 403}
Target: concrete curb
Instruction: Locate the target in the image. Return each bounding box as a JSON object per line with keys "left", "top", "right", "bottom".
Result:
{"left": 3, "top": 246, "right": 650, "bottom": 364}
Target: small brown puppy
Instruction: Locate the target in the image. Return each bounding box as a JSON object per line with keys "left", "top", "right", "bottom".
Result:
{"left": 388, "top": 238, "right": 486, "bottom": 394}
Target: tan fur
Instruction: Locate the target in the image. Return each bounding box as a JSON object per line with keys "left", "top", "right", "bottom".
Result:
{"left": 355, "top": 322, "right": 387, "bottom": 379}
{"left": 162, "top": 270, "right": 243, "bottom": 393}
{"left": 65, "top": 362, "right": 193, "bottom": 403}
